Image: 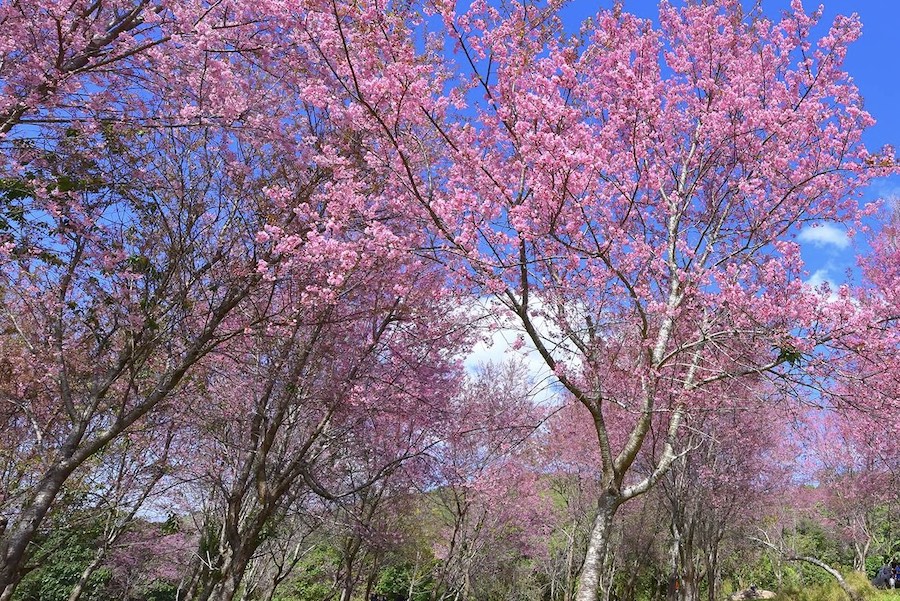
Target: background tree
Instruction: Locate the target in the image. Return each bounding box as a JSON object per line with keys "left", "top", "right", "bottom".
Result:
{"left": 0, "top": 2, "right": 471, "bottom": 596}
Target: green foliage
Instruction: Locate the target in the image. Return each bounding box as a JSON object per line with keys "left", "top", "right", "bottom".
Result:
{"left": 0, "top": 177, "right": 33, "bottom": 203}
{"left": 772, "top": 571, "right": 885, "bottom": 601}
{"left": 774, "top": 582, "right": 849, "bottom": 601}
{"left": 844, "top": 571, "right": 881, "bottom": 597}
{"left": 374, "top": 563, "right": 434, "bottom": 601}
{"left": 792, "top": 519, "right": 848, "bottom": 570}
{"left": 160, "top": 514, "right": 181, "bottom": 536}
{"left": 738, "top": 549, "right": 784, "bottom": 592}
{"left": 13, "top": 529, "right": 110, "bottom": 601}
{"left": 140, "top": 581, "right": 179, "bottom": 601}
{"left": 866, "top": 555, "right": 886, "bottom": 580}
{"left": 272, "top": 544, "right": 341, "bottom": 601}
{"left": 0, "top": 177, "right": 31, "bottom": 236}
{"left": 775, "top": 345, "right": 804, "bottom": 367}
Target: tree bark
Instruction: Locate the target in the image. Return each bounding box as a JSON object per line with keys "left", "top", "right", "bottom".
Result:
{"left": 564, "top": 521, "right": 577, "bottom": 601}
{"left": 852, "top": 538, "right": 870, "bottom": 573}
{"left": 67, "top": 551, "right": 107, "bottom": 601}
{"left": 787, "top": 556, "right": 862, "bottom": 601}
{"left": 0, "top": 463, "right": 74, "bottom": 599}
{"left": 575, "top": 495, "right": 619, "bottom": 601}
{"left": 363, "top": 554, "right": 378, "bottom": 601}
{"left": 201, "top": 549, "right": 254, "bottom": 601}
{"left": 704, "top": 548, "right": 719, "bottom": 601}
{"left": 338, "top": 537, "right": 361, "bottom": 601}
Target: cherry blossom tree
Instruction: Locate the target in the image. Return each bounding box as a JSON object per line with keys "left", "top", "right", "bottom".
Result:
{"left": 174, "top": 255, "right": 463, "bottom": 601}
{"left": 63, "top": 416, "right": 187, "bottom": 601}
{"left": 540, "top": 402, "right": 604, "bottom": 601}
{"left": 3, "top": 2, "right": 899, "bottom": 601}
{"left": 425, "top": 362, "right": 550, "bottom": 601}
{"left": 0, "top": 116, "right": 271, "bottom": 599}
{"left": 0, "top": 0, "right": 164, "bottom": 134}
{"left": 658, "top": 394, "right": 793, "bottom": 601}
{"left": 795, "top": 200, "right": 900, "bottom": 575}
{"left": 0, "top": 2, "right": 463, "bottom": 596}
{"left": 103, "top": 520, "right": 195, "bottom": 601}
{"left": 811, "top": 417, "right": 896, "bottom": 573}
{"left": 316, "top": 1, "right": 898, "bottom": 597}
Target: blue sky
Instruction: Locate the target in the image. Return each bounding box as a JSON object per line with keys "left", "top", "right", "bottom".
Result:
{"left": 555, "top": 1, "right": 900, "bottom": 289}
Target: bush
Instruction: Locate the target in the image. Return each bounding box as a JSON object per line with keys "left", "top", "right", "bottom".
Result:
{"left": 773, "top": 571, "right": 880, "bottom": 601}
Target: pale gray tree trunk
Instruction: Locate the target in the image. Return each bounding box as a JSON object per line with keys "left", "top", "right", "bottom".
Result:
{"left": 0, "top": 463, "right": 74, "bottom": 601}
{"left": 574, "top": 495, "right": 618, "bottom": 601}
{"left": 67, "top": 552, "right": 107, "bottom": 601}
{"left": 564, "top": 521, "right": 577, "bottom": 601}
{"left": 789, "top": 556, "right": 861, "bottom": 601}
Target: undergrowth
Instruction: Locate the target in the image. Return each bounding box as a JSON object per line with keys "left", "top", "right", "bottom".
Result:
{"left": 773, "top": 572, "right": 900, "bottom": 601}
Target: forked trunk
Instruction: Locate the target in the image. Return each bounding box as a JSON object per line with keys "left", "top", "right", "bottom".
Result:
{"left": 206, "top": 551, "right": 253, "bottom": 601}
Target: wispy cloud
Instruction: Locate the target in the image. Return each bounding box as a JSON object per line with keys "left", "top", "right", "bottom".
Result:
{"left": 462, "top": 297, "right": 574, "bottom": 405}
{"left": 805, "top": 269, "right": 843, "bottom": 304}
{"left": 865, "top": 177, "right": 900, "bottom": 203}
{"left": 806, "top": 269, "right": 835, "bottom": 290}
{"left": 797, "top": 223, "right": 849, "bottom": 249}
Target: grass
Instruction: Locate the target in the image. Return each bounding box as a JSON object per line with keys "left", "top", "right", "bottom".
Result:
{"left": 771, "top": 572, "right": 900, "bottom": 601}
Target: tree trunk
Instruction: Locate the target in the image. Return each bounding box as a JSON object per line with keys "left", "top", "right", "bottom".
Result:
{"left": 788, "top": 556, "right": 861, "bottom": 601}
{"left": 600, "top": 552, "right": 616, "bottom": 601}
{"left": 704, "top": 549, "right": 719, "bottom": 601}
{"left": 677, "top": 540, "right": 700, "bottom": 601}
{"left": 206, "top": 551, "right": 254, "bottom": 601}
{"left": 187, "top": 540, "right": 253, "bottom": 601}
{"left": 564, "top": 522, "right": 576, "bottom": 601}
{"left": 575, "top": 495, "right": 618, "bottom": 601}
{"left": 338, "top": 539, "right": 361, "bottom": 601}
{"left": 853, "top": 539, "right": 870, "bottom": 573}
{"left": 0, "top": 583, "right": 13, "bottom": 601}
{"left": 669, "top": 520, "right": 681, "bottom": 601}
{"left": 363, "top": 554, "right": 378, "bottom": 601}
{"left": 681, "top": 561, "right": 699, "bottom": 601}
{"left": 67, "top": 551, "right": 107, "bottom": 601}
{"left": 0, "top": 463, "right": 73, "bottom": 600}
{"left": 621, "top": 558, "right": 641, "bottom": 601}
{"left": 213, "top": 567, "right": 245, "bottom": 601}
{"left": 408, "top": 551, "right": 423, "bottom": 601}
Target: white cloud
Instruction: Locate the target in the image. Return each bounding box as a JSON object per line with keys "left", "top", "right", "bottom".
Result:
{"left": 462, "top": 297, "right": 571, "bottom": 405}
{"left": 804, "top": 269, "right": 844, "bottom": 304}
{"left": 463, "top": 299, "right": 550, "bottom": 373}
{"left": 797, "top": 223, "right": 850, "bottom": 249}
{"left": 805, "top": 269, "right": 835, "bottom": 290}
